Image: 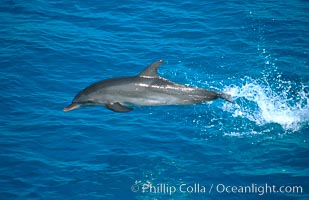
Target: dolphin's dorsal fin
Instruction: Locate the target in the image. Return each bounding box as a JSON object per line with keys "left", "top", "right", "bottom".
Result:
{"left": 139, "top": 60, "right": 164, "bottom": 78}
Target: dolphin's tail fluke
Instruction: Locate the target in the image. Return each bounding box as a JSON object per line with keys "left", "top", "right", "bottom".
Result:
{"left": 218, "top": 92, "right": 233, "bottom": 103}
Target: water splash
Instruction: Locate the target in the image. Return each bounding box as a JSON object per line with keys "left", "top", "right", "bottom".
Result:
{"left": 223, "top": 76, "right": 309, "bottom": 133}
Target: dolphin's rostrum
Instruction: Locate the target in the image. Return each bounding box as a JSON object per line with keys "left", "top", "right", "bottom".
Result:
{"left": 64, "top": 60, "right": 232, "bottom": 113}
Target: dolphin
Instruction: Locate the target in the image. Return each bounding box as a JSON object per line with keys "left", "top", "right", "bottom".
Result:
{"left": 63, "top": 60, "right": 232, "bottom": 113}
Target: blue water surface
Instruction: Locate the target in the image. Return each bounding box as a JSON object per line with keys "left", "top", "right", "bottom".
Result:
{"left": 1, "top": 0, "right": 308, "bottom": 199}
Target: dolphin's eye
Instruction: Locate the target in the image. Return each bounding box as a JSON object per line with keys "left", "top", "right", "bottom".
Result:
{"left": 84, "top": 100, "right": 95, "bottom": 104}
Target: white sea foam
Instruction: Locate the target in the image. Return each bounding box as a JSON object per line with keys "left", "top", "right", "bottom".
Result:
{"left": 222, "top": 76, "right": 309, "bottom": 132}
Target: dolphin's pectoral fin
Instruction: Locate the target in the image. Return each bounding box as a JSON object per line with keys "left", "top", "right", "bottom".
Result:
{"left": 139, "top": 60, "right": 164, "bottom": 78}
{"left": 105, "top": 102, "right": 133, "bottom": 112}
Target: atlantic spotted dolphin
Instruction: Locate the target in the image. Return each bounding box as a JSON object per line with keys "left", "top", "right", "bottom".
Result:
{"left": 63, "top": 60, "right": 232, "bottom": 113}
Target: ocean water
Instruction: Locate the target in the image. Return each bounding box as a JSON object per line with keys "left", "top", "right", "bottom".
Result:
{"left": 1, "top": 0, "right": 308, "bottom": 199}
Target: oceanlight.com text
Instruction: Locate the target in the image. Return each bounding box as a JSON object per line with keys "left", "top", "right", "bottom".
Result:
{"left": 131, "top": 182, "right": 303, "bottom": 196}
{"left": 216, "top": 183, "right": 303, "bottom": 196}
